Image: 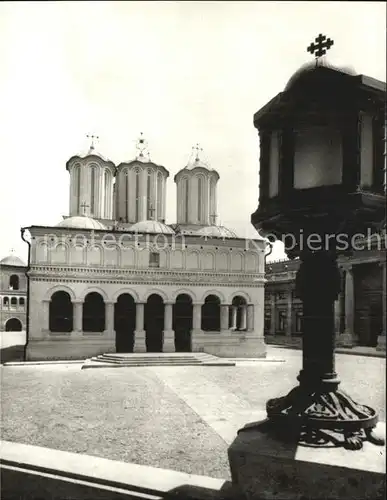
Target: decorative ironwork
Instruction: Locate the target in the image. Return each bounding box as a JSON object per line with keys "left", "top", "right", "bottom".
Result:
{"left": 192, "top": 143, "right": 203, "bottom": 162}
{"left": 238, "top": 251, "right": 385, "bottom": 450}
{"left": 136, "top": 132, "right": 151, "bottom": 161}
{"left": 307, "top": 34, "right": 334, "bottom": 61}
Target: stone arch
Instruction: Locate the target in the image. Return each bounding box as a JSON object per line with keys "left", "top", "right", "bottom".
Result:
{"left": 44, "top": 285, "right": 76, "bottom": 302}
{"left": 229, "top": 291, "right": 252, "bottom": 304}
{"left": 201, "top": 289, "right": 226, "bottom": 304}
{"left": 171, "top": 289, "right": 198, "bottom": 303}
{"left": 142, "top": 288, "right": 169, "bottom": 303}
{"left": 80, "top": 286, "right": 109, "bottom": 302}
{"left": 112, "top": 288, "right": 140, "bottom": 303}
{"left": 5, "top": 318, "right": 23, "bottom": 331}
{"left": 87, "top": 243, "right": 103, "bottom": 266}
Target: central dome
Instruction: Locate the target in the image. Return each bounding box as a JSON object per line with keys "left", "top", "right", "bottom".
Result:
{"left": 128, "top": 220, "right": 175, "bottom": 234}
{"left": 56, "top": 216, "right": 107, "bottom": 230}
{"left": 195, "top": 225, "right": 238, "bottom": 239}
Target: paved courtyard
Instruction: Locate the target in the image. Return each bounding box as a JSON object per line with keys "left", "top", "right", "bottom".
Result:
{"left": 0, "top": 345, "right": 385, "bottom": 479}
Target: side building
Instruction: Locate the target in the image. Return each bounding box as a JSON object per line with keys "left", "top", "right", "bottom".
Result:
{"left": 0, "top": 253, "right": 27, "bottom": 332}
{"left": 264, "top": 238, "right": 386, "bottom": 350}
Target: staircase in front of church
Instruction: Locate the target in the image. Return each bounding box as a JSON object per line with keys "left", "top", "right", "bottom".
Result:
{"left": 82, "top": 352, "right": 235, "bottom": 369}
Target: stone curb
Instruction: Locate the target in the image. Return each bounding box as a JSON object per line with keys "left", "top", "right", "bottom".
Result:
{"left": 270, "top": 344, "right": 386, "bottom": 358}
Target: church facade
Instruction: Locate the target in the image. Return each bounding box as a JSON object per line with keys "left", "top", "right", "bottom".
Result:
{"left": 22, "top": 140, "right": 266, "bottom": 361}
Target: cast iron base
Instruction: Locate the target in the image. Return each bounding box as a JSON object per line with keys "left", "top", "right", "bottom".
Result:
{"left": 239, "top": 385, "right": 385, "bottom": 450}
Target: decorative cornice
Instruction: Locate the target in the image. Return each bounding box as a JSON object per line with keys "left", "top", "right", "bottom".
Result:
{"left": 30, "top": 277, "right": 265, "bottom": 288}
{"left": 28, "top": 265, "right": 265, "bottom": 285}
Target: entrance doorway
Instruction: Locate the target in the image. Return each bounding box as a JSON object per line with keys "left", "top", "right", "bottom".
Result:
{"left": 145, "top": 294, "right": 164, "bottom": 352}
{"left": 5, "top": 318, "right": 22, "bottom": 331}
{"left": 115, "top": 294, "right": 136, "bottom": 353}
{"left": 173, "top": 294, "right": 193, "bottom": 352}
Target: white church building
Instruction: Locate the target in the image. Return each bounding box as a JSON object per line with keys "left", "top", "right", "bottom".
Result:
{"left": 21, "top": 137, "right": 267, "bottom": 361}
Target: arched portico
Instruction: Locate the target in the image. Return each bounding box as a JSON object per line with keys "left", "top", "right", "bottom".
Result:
{"left": 173, "top": 294, "right": 193, "bottom": 352}
{"left": 5, "top": 318, "right": 22, "bottom": 331}
{"left": 230, "top": 295, "right": 248, "bottom": 331}
{"left": 145, "top": 294, "right": 165, "bottom": 352}
{"left": 115, "top": 293, "right": 136, "bottom": 352}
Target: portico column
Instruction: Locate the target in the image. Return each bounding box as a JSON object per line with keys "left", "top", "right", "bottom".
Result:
{"left": 134, "top": 302, "right": 146, "bottom": 352}
{"left": 247, "top": 304, "right": 254, "bottom": 332}
{"left": 334, "top": 294, "right": 342, "bottom": 337}
{"left": 240, "top": 306, "right": 247, "bottom": 330}
{"left": 41, "top": 299, "right": 50, "bottom": 338}
{"left": 270, "top": 293, "right": 276, "bottom": 336}
{"left": 220, "top": 304, "right": 229, "bottom": 334}
{"left": 377, "top": 261, "right": 386, "bottom": 351}
{"left": 339, "top": 265, "right": 355, "bottom": 347}
{"left": 191, "top": 302, "right": 202, "bottom": 352}
{"left": 230, "top": 306, "right": 237, "bottom": 330}
{"left": 72, "top": 299, "right": 83, "bottom": 336}
{"left": 104, "top": 301, "right": 115, "bottom": 340}
{"left": 286, "top": 289, "right": 292, "bottom": 336}
{"left": 163, "top": 302, "right": 175, "bottom": 353}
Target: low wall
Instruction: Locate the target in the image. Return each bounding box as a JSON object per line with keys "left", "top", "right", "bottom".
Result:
{"left": 0, "top": 441, "right": 239, "bottom": 500}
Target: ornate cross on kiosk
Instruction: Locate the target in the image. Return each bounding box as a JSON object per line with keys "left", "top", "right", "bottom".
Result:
{"left": 307, "top": 33, "right": 334, "bottom": 63}
{"left": 86, "top": 134, "right": 99, "bottom": 151}
{"left": 80, "top": 201, "right": 89, "bottom": 216}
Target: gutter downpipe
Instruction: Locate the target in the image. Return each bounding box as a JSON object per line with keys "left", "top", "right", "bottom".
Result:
{"left": 20, "top": 228, "right": 30, "bottom": 361}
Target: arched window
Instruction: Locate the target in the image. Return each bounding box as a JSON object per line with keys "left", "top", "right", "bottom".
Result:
{"left": 49, "top": 291, "right": 73, "bottom": 333}
{"left": 201, "top": 295, "right": 220, "bottom": 331}
{"left": 157, "top": 173, "right": 163, "bottom": 220}
{"left": 3, "top": 297, "right": 9, "bottom": 306}
{"left": 104, "top": 170, "right": 110, "bottom": 217}
{"left": 73, "top": 165, "right": 80, "bottom": 213}
{"left": 19, "top": 297, "right": 25, "bottom": 306}
{"left": 10, "top": 297, "right": 17, "bottom": 307}
{"left": 135, "top": 170, "right": 140, "bottom": 221}
{"left": 9, "top": 275, "right": 19, "bottom": 290}
{"left": 147, "top": 169, "right": 152, "bottom": 219}
{"left": 124, "top": 170, "right": 129, "bottom": 222}
{"left": 90, "top": 167, "right": 96, "bottom": 215}
{"left": 231, "top": 296, "right": 247, "bottom": 331}
{"left": 197, "top": 176, "right": 203, "bottom": 222}
{"left": 83, "top": 292, "right": 105, "bottom": 332}
{"left": 184, "top": 178, "right": 189, "bottom": 223}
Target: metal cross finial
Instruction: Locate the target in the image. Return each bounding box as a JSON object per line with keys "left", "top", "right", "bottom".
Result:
{"left": 80, "top": 201, "right": 90, "bottom": 216}
{"left": 307, "top": 34, "right": 334, "bottom": 64}
{"left": 86, "top": 134, "right": 99, "bottom": 151}
{"left": 210, "top": 213, "right": 218, "bottom": 225}
{"left": 148, "top": 204, "right": 155, "bottom": 220}
{"left": 10, "top": 248, "right": 15, "bottom": 254}
{"left": 136, "top": 132, "right": 150, "bottom": 160}
{"left": 192, "top": 143, "right": 203, "bottom": 162}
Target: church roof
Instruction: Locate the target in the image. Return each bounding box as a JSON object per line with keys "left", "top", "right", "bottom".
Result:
{"left": 56, "top": 216, "right": 107, "bottom": 230}
{"left": 66, "top": 145, "right": 116, "bottom": 170}
{"left": 0, "top": 254, "right": 26, "bottom": 267}
{"left": 128, "top": 220, "right": 175, "bottom": 235}
{"left": 174, "top": 157, "right": 220, "bottom": 181}
{"left": 195, "top": 225, "right": 238, "bottom": 239}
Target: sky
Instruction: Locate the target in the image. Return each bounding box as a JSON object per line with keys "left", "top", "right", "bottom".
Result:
{"left": 0, "top": 1, "right": 385, "bottom": 263}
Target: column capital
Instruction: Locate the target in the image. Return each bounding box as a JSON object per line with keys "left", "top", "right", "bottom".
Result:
{"left": 105, "top": 300, "right": 115, "bottom": 306}
{"left": 72, "top": 299, "right": 84, "bottom": 304}
{"left": 192, "top": 301, "right": 203, "bottom": 306}
{"left": 164, "top": 301, "right": 174, "bottom": 306}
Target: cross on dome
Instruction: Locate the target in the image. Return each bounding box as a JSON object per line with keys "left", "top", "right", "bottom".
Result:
{"left": 136, "top": 132, "right": 151, "bottom": 161}
{"left": 80, "top": 201, "right": 90, "bottom": 216}
{"left": 86, "top": 134, "right": 99, "bottom": 151}
{"left": 192, "top": 143, "right": 203, "bottom": 162}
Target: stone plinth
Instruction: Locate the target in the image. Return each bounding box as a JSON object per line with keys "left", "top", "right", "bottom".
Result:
{"left": 228, "top": 419, "right": 385, "bottom": 500}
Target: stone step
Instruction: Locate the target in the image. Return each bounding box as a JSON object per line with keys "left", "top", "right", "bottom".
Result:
{"left": 82, "top": 352, "right": 235, "bottom": 369}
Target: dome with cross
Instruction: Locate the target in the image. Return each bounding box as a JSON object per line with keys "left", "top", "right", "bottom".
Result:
{"left": 0, "top": 252, "right": 26, "bottom": 267}
{"left": 56, "top": 216, "right": 107, "bottom": 230}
